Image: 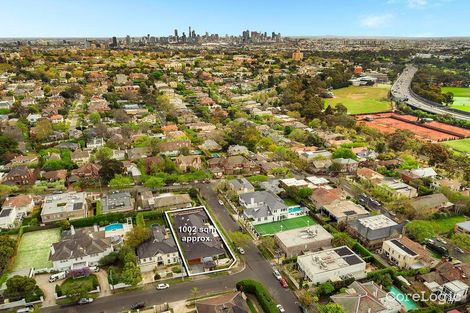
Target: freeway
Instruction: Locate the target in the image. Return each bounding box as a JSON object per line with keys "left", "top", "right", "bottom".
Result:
{"left": 391, "top": 65, "right": 470, "bottom": 121}
{"left": 44, "top": 183, "right": 300, "bottom": 313}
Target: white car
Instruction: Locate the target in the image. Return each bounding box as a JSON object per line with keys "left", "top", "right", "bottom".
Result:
{"left": 273, "top": 268, "right": 282, "bottom": 280}
{"left": 78, "top": 298, "right": 93, "bottom": 305}
{"left": 89, "top": 266, "right": 100, "bottom": 273}
{"left": 238, "top": 247, "right": 245, "bottom": 255}
{"left": 218, "top": 200, "right": 224, "bottom": 205}
{"left": 276, "top": 304, "right": 285, "bottom": 313}
{"left": 156, "top": 283, "right": 170, "bottom": 290}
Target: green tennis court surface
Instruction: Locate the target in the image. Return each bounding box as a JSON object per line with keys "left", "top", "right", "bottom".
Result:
{"left": 254, "top": 216, "right": 316, "bottom": 236}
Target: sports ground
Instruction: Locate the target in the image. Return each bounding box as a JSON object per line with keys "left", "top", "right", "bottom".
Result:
{"left": 325, "top": 85, "right": 392, "bottom": 115}
{"left": 441, "top": 138, "right": 470, "bottom": 154}
{"left": 442, "top": 87, "right": 470, "bottom": 113}
{"left": 254, "top": 216, "right": 315, "bottom": 236}
{"left": 14, "top": 228, "right": 61, "bottom": 270}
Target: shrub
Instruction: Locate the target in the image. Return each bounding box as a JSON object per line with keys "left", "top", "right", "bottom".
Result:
{"left": 236, "top": 280, "right": 278, "bottom": 313}
{"left": 154, "top": 273, "right": 161, "bottom": 280}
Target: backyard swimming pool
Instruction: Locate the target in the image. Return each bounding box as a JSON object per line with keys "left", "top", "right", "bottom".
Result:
{"left": 389, "top": 286, "right": 418, "bottom": 311}
{"left": 288, "top": 206, "right": 302, "bottom": 213}
{"left": 104, "top": 223, "right": 124, "bottom": 232}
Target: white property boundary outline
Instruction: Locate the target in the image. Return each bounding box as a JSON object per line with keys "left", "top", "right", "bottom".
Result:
{"left": 164, "top": 205, "right": 237, "bottom": 277}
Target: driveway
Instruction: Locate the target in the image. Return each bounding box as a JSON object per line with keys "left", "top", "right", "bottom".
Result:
{"left": 35, "top": 274, "right": 59, "bottom": 307}
{"left": 95, "top": 270, "right": 111, "bottom": 297}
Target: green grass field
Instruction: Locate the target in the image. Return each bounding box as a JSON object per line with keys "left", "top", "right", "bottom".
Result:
{"left": 406, "top": 216, "right": 467, "bottom": 242}
{"left": 441, "top": 138, "right": 470, "bottom": 154}
{"left": 254, "top": 216, "right": 315, "bottom": 236}
{"left": 14, "top": 228, "right": 61, "bottom": 270}
{"left": 441, "top": 87, "right": 470, "bottom": 112}
{"left": 441, "top": 87, "right": 470, "bottom": 97}
{"left": 325, "top": 85, "right": 392, "bottom": 115}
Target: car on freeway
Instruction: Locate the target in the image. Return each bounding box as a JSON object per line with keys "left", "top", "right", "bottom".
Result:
{"left": 78, "top": 298, "right": 93, "bottom": 305}
{"left": 131, "top": 302, "right": 145, "bottom": 310}
{"left": 156, "top": 283, "right": 170, "bottom": 290}
{"left": 276, "top": 304, "right": 286, "bottom": 313}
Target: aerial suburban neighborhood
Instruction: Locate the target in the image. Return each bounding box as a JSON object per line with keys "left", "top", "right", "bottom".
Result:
{"left": 0, "top": 1, "right": 469, "bottom": 313}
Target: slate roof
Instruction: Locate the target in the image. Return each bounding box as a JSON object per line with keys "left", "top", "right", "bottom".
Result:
{"left": 240, "top": 191, "right": 287, "bottom": 220}
{"left": 137, "top": 224, "right": 178, "bottom": 259}
{"left": 196, "top": 292, "right": 249, "bottom": 313}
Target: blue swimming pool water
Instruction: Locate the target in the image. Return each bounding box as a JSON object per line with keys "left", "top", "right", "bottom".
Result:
{"left": 288, "top": 207, "right": 302, "bottom": 213}
{"left": 104, "top": 223, "right": 124, "bottom": 232}
{"left": 389, "top": 286, "right": 418, "bottom": 311}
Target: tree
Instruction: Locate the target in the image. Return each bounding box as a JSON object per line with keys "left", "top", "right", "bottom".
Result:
{"left": 0, "top": 135, "right": 18, "bottom": 163}
{"left": 88, "top": 112, "right": 101, "bottom": 125}
{"left": 99, "top": 159, "right": 125, "bottom": 183}
{"left": 108, "top": 174, "right": 133, "bottom": 188}
{"left": 316, "top": 281, "right": 335, "bottom": 296}
{"left": 121, "top": 262, "right": 142, "bottom": 286}
{"left": 298, "top": 290, "right": 315, "bottom": 307}
{"left": 335, "top": 103, "right": 348, "bottom": 115}
{"left": 420, "top": 143, "right": 449, "bottom": 166}
{"left": 4, "top": 276, "right": 40, "bottom": 301}
{"left": 0, "top": 236, "right": 17, "bottom": 275}
{"left": 191, "top": 287, "right": 200, "bottom": 304}
{"left": 229, "top": 231, "right": 251, "bottom": 248}
{"left": 144, "top": 176, "right": 165, "bottom": 189}
{"left": 32, "top": 119, "right": 53, "bottom": 141}
{"left": 62, "top": 281, "right": 90, "bottom": 303}
{"left": 125, "top": 225, "right": 151, "bottom": 249}
{"left": 297, "top": 187, "right": 313, "bottom": 199}
{"left": 387, "top": 130, "right": 415, "bottom": 151}
{"left": 332, "top": 232, "right": 355, "bottom": 248}
{"left": 95, "top": 147, "right": 113, "bottom": 162}
{"left": 332, "top": 148, "right": 357, "bottom": 160}
{"left": 318, "top": 303, "right": 347, "bottom": 313}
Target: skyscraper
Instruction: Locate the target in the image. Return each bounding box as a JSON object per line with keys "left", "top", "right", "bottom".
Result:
{"left": 189, "top": 26, "right": 192, "bottom": 38}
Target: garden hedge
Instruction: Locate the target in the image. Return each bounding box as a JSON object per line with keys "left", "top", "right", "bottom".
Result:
{"left": 236, "top": 279, "right": 278, "bottom": 313}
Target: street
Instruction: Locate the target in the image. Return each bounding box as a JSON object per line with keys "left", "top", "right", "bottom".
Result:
{"left": 43, "top": 183, "right": 300, "bottom": 313}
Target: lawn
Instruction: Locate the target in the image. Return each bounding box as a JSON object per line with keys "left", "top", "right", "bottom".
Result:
{"left": 441, "top": 87, "right": 470, "bottom": 97}
{"left": 442, "top": 87, "right": 470, "bottom": 112}
{"left": 406, "top": 216, "right": 468, "bottom": 242}
{"left": 441, "top": 138, "right": 470, "bottom": 154}
{"left": 254, "top": 216, "right": 315, "bottom": 236}
{"left": 325, "top": 85, "right": 392, "bottom": 115}
{"left": 14, "top": 228, "right": 61, "bottom": 270}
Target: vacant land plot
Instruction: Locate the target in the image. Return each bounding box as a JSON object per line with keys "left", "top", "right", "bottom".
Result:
{"left": 254, "top": 216, "right": 315, "bottom": 236}
{"left": 14, "top": 228, "right": 61, "bottom": 270}
{"left": 441, "top": 138, "right": 470, "bottom": 153}
{"left": 406, "top": 216, "right": 467, "bottom": 242}
{"left": 325, "top": 86, "right": 391, "bottom": 114}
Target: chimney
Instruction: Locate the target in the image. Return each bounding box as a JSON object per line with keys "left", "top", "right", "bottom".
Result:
{"left": 70, "top": 225, "right": 75, "bottom": 235}
{"left": 94, "top": 224, "right": 98, "bottom": 232}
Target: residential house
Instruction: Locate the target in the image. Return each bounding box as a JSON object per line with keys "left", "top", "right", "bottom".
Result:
{"left": 175, "top": 155, "right": 202, "bottom": 172}
{"left": 239, "top": 191, "right": 306, "bottom": 225}
{"left": 137, "top": 224, "right": 180, "bottom": 272}
{"left": 455, "top": 221, "right": 470, "bottom": 234}
{"left": 320, "top": 200, "right": 369, "bottom": 223}
{"left": 71, "top": 150, "right": 91, "bottom": 166}
{"left": 41, "top": 192, "right": 88, "bottom": 223}
{"left": 228, "top": 178, "right": 255, "bottom": 195}
{"left": 3, "top": 165, "right": 36, "bottom": 185}
{"left": 157, "top": 141, "right": 192, "bottom": 157}
{"left": 331, "top": 281, "right": 402, "bottom": 313}
{"left": 207, "top": 155, "right": 259, "bottom": 178}
{"left": 332, "top": 158, "right": 359, "bottom": 173}
{"left": 152, "top": 193, "right": 192, "bottom": 211}
{"left": 297, "top": 246, "right": 367, "bottom": 284}
{"left": 70, "top": 163, "right": 101, "bottom": 182}
{"left": 195, "top": 292, "right": 249, "bottom": 313}
{"left": 348, "top": 214, "right": 402, "bottom": 249}
{"left": 381, "top": 236, "right": 437, "bottom": 269}
{"left": 198, "top": 139, "right": 222, "bottom": 152}
{"left": 102, "top": 191, "right": 135, "bottom": 213}
{"left": 86, "top": 137, "right": 105, "bottom": 150}
{"left": 310, "top": 188, "right": 343, "bottom": 208}
{"left": 275, "top": 225, "right": 333, "bottom": 258}
{"left": 2, "top": 194, "right": 34, "bottom": 215}
{"left": 410, "top": 193, "right": 453, "bottom": 215}
{"left": 379, "top": 178, "right": 418, "bottom": 199}
{"left": 357, "top": 168, "right": 385, "bottom": 184}
{"left": 42, "top": 169, "right": 67, "bottom": 182}
{"left": 227, "top": 145, "right": 249, "bottom": 156}
{"left": 49, "top": 225, "right": 113, "bottom": 271}
{"left": 0, "top": 207, "right": 22, "bottom": 229}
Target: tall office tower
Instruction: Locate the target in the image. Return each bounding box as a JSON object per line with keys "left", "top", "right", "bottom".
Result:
{"left": 272, "top": 32, "right": 276, "bottom": 40}
{"left": 111, "top": 36, "right": 118, "bottom": 47}
{"left": 191, "top": 30, "right": 196, "bottom": 38}
{"left": 174, "top": 29, "right": 178, "bottom": 39}
{"left": 125, "top": 35, "right": 131, "bottom": 45}
{"left": 189, "top": 26, "right": 192, "bottom": 38}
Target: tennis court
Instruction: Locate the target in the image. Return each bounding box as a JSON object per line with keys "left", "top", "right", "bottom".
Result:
{"left": 254, "top": 216, "right": 315, "bottom": 236}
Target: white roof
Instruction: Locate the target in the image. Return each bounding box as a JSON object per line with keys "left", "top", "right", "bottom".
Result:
{"left": 358, "top": 214, "right": 398, "bottom": 230}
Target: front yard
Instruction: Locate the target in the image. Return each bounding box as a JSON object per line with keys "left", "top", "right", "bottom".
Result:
{"left": 14, "top": 228, "right": 61, "bottom": 270}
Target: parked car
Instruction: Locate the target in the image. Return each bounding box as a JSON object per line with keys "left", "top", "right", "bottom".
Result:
{"left": 16, "top": 308, "right": 32, "bottom": 313}
{"left": 131, "top": 302, "right": 145, "bottom": 310}
{"left": 89, "top": 266, "right": 100, "bottom": 272}
{"left": 156, "top": 283, "right": 170, "bottom": 290}
{"left": 48, "top": 271, "right": 66, "bottom": 283}
{"left": 276, "top": 304, "right": 285, "bottom": 313}
{"left": 78, "top": 298, "right": 94, "bottom": 305}
{"left": 218, "top": 199, "right": 224, "bottom": 205}
{"left": 455, "top": 247, "right": 465, "bottom": 254}
{"left": 272, "top": 268, "right": 282, "bottom": 280}
{"left": 299, "top": 305, "right": 309, "bottom": 313}
{"left": 238, "top": 247, "right": 245, "bottom": 255}
{"left": 279, "top": 278, "right": 288, "bottom": 288}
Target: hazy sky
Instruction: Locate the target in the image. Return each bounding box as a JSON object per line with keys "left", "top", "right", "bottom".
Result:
{"left": 1, "top": 0, "right": 468, "bottom": 37}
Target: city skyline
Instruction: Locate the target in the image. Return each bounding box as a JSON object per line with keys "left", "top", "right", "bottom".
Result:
{"left": 1, "top": 0, "right": 469, "bottom": 38}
